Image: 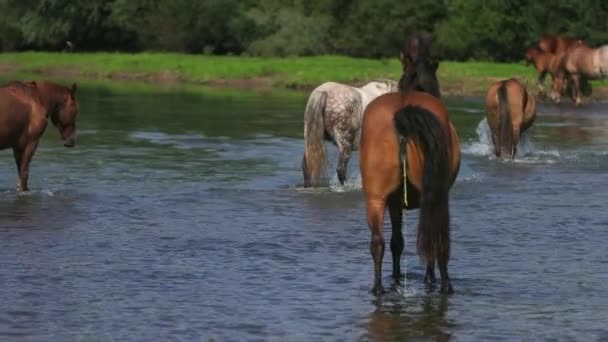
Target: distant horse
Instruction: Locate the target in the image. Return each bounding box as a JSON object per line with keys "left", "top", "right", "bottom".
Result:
{"left": 485, "top": 78, "right": 536, "bottom": 158}
{"left": 360, "top": 43, "right": 460, "bottom": 294}
{"left": 538, "top": 35, "right": 581, "bottom": 54}
{"left": 301, "top": 79, "right": 399, "bottom": 187}
{"left": 551, "top": 42, "right": 608, "bottom": 105}
{"left": 525, "top": 47, "right": 564, "bottom": 92}
{"left": 0, "top": 80, "right": 79, "bottom": 191}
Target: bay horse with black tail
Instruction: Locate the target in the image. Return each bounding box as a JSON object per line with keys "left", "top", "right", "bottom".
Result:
{"left": 0, "top": 80, "right": 79, "bottom": 191}
{"left": 360, "top": 46, "right": 460, "bottom": 295}
{"left": 551, "top": 42, "right": 608, "bottom": 106}
{"left": 525, "top": 47, "right": 564, "bottom": 93}
{"left": 301, "top": 80, "right": 398, "bottom": 187}
{"left": 485, "top": 78, "right": 536, "bottom": 159}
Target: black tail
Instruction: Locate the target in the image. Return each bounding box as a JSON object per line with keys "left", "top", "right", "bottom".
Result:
{"left": 394, "top": 106, "right": 450, "bottom": 264}
{"left": 497, "top": 81, "right": 514, "bottom": 158}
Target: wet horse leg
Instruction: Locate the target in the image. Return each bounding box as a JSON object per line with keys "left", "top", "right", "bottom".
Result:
{"left": 387, "top": 188, "right": 404, "bottom": 280}
{"left": 13, "top": 141, "right": 39, "bottom": 192}
{"left": 571, "top": 74, "right": 582, "bottom": 106}
{"left": 336, "top": 141, "right": 353, "bottom": 185}
{"left": 438, "top": 247, "right": 454, "bottom": 294}
{"left": 367, "top": 200, "right": 386, "bottom": 295}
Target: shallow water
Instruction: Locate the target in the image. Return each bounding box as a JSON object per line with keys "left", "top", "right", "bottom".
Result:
{"left": 0, "top": 82, "right": 607, "bottom": 341}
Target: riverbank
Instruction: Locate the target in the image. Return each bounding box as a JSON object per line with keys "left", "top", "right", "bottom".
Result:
{"left": 1, "top": 52, "right": 607, "bottom": 98}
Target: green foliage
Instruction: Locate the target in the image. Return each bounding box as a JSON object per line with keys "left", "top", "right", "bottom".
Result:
{"left": 0, "top": 0, "right": 606, "bottom": 61}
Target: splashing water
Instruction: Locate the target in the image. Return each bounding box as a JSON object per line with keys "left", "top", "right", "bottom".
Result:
{"left": 463, "top": 118, "right": 560, "bottom": 164}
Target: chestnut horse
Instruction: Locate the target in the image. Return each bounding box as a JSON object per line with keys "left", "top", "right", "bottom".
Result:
{"left": 301, "top": 80, "right": 399, "bottom": 187}
{"left": 538, "top": 34, "right": 581, "bottom": 54}
{"left": 0, "top": 80, "right": 79, "bottom": 191}
{"left": 525, "top": 47, "right": 564, "bottom": 92}
{"left": 360, "top": 56, "right": 460, "bottom": 294}
{"left": 485, "top": 78, "right": 536, "bottom": 158}
{"left": 551, "top": 42, "right": 608, "bottom": 105}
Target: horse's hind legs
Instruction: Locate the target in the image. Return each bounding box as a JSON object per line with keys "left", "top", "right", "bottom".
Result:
{"left": 387, "top": 190, "right": 404, "bottom": 281}
{"left": 438, "top": 252, "right": 454, "bottom": 294}
{"left": 424, "top": 262, "right": 437, "bottom": 284}
{"left": 367, "top": 201, "right": 386, "bottom": 295}
{"left": 336, "top": 145, "right": 353, "bottom": 185}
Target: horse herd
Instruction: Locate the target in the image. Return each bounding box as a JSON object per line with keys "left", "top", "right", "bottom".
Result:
{"left": 0, "top": 32, "right": 605, "bottom": 296}
{"left": 302, "top": 32, "right": 607, "bottom": 295}
{"left": 525, "top": 34, "right": 608, "bottom": 106}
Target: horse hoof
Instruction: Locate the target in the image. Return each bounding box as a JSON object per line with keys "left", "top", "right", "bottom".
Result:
{"left": 371, "top": 285, "right": 385, "bottom": 296}
{"left": 392, "top": 271, "right": 404, "bottom": 280}
{"left": 440, "top": 283, "right": 454, "bottom": 295}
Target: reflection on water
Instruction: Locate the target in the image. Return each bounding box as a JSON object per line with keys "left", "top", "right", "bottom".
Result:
{"left": 1, "top": 80, "right": 608, "bottom": 340}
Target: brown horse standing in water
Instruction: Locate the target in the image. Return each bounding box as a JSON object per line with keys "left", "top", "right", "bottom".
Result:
{"left": 360, "top": 40, "right": 460, "bottom": 295}
{"left": 485, "top": 78, "right": 536, "bottom": 159}
{"left": 525, "top": 47, "right": 564, "bottom": 92}
{"left": 0, "top": 81, "right": 79, "bottom": 191}
{"left": 551, "top": 42, "right": 608, "bottom": 106}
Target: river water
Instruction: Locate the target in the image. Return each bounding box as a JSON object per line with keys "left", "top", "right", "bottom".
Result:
{"left": 0, "top": 82, "right": 607, "bottom": 341}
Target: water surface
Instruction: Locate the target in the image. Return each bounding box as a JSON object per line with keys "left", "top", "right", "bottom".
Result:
{"left": 1, "top": 82, "right": 607, "bottom": 341}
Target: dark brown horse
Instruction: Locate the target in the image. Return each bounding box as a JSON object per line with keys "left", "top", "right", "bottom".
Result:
{"left": 0, "top": 80, "right": 79, "bottom": 191}
{"left": 398, "top": 32, "right": 440, "bottom": 97}
{"left": 360, "top": 39, "right": 460, "bottom": 295}
{"left": 485, "top": 78, "right": 536, "bottom": 158}
{"left": 551, "top": 42, "right": 608, "bottom": 105}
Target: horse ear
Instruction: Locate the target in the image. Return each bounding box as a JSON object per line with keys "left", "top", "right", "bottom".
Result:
{"left": 71, "top": 83, "right": 77, "bottom": 95}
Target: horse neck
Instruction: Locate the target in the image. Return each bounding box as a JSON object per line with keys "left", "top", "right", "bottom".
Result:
{"left": 36, "top": 84, "right": 65, "bottom": 118}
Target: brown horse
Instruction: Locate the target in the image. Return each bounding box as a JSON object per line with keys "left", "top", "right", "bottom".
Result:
{"left": 551, "top": 42, "right": 608, "bottom": 106}
{"left": 398, "top": 32, "right": 440, "bottom": 97}
{"left": 538, "top": 34, "right": 581, "bottom": 54}
{"left": 0, "top": 80, "right": 79, "bottom": 191}
{"left": 524, "top": 47, "right": 565, "bottom": 92}
{"left": 360, "top": 57, "right": 460, "bottom": 294}
{"left": 485, "top": 78, "right": 536, "bottom": 159}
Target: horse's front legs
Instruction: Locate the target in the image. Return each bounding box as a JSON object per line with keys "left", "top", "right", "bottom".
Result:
{"left": 571, "top": 74, "right": 583, "bottom": 106}
{"left": 367, "top": 200, "right": 386, "bottom": 295}
{"left": 13, "top": 141, "right": 39, "bottom": 192}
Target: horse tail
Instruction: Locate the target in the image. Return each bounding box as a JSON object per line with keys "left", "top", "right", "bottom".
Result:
{"left": 497, "top": 81, "right": 514, "bottom": 158}
{"left": 394, "top": 106, "right": 450, "bottom": 264}
{"left": 302, "top": 90, "right": 328, "bottom": 187}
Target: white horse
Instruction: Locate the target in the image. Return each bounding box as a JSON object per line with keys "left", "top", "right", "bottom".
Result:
{"left": 301, "top": 80, "right": 399, "bottom": 187}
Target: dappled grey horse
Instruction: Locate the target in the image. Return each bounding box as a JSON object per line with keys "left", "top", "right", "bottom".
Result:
{"left": 301, "top": 80, "right": 399, "bottom": 187}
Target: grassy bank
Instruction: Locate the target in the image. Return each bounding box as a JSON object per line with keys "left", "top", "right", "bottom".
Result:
{"left": 1, "top": 52, "right": 607, "bottom": 97}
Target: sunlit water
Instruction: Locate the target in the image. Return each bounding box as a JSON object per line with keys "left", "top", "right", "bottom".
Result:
{"left": 0, "top": 82, "right": 607, "bottom": 341}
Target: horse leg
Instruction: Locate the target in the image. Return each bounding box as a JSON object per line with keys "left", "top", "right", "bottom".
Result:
{"left": 301, "top": 154, "right": 311, "bottom": 187}
{"left": 438, "top": 248, "right": 454, "bottom": 294}
{"left": 571, "top": 74, "right": 582, "bottom": 106}
{"left": 336, "top": 143, "right": 353, "bottom": 185}
{"left": 537, "top": 71, "right": 547, "bottom": 92}
{"left": 367, "top": 200, "right": 386, "bottom": 295}
{"left": 387, "top": 188, "right": 404, "bottom": 280}
{"left": 13, "top": 141, "right": 39, "bottom": 192}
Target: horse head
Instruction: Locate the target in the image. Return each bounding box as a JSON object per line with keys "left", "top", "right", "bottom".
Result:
{"left": 399, "top": 57, "right": 441, "bottom": 98}
{"left": 48, "top": 83, "right": 79, "bottom": 147}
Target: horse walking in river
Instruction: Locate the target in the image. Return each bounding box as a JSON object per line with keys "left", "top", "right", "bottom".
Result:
{"left": 0, "top": 80, "right": 79, "bottom": 191}
{"left": 551, "top": 42, "right": 608, "bottom": 106}
{"left": 301, "top": 80, "right": 398, "bottom": 187}
{"left": 360, "top": 37, "right": 460, "bottom": 295}
{"left": 485, "top": 78, "right": 536, "bottom": 159}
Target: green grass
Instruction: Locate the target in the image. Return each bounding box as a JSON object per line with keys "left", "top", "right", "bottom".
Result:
{"left": 1, "top": 52, "right": 606, "bottom": 95}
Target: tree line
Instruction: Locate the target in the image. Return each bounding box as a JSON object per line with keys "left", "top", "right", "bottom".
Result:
{"left": 1, "top": 0, "right": 606, "bottom": 62}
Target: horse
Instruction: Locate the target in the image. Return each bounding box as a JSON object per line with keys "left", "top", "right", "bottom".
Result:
{"left": 485, "top": 78, "right": 536, "bottom": 158}
{"left": 398, "top": 32, "right": 440, "bottom": 97}
{"left": 524, "top": 47, "right": 565, "bottom": 93}
{"left": 301, "top": 79, "right": 399, "bottom": 187}
{"left": 0, "top": 80, "right": 79, "bottom": 191}
{"left": 551, "top": 42, "right": 608, "bottom": 106}
{"left": 537, "top": 34, "right": 581, "bottom": 54}
{"left": 360, "top": 46, "right": 460, "bottom": 295}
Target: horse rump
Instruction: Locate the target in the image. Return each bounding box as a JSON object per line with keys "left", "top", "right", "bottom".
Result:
{"left": 393, "top": 106, "right": 450, "bottom": 264}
